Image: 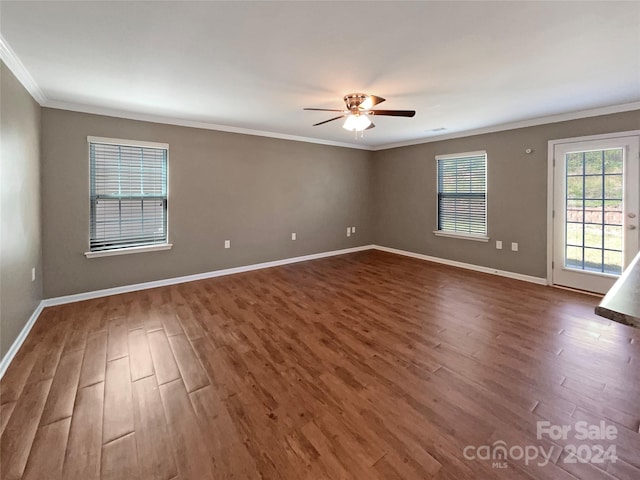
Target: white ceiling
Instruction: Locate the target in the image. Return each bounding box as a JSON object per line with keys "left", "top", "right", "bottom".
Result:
{"left": 2, "top": 1, "right": 639, "bottom": 149}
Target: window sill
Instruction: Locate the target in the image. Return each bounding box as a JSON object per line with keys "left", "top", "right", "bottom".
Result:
{"left": 85, "top": 243, "right": 173, "bottom": 259}
{"left": 433, "top": 231, "right": 490, "bottom": 242}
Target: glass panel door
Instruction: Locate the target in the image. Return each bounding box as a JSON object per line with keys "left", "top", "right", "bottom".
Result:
{"left": 553, "top": 135, "right": 639, "bottom": 294}
{"left": 564, "top": 148, "right": 624, "bottom": 275}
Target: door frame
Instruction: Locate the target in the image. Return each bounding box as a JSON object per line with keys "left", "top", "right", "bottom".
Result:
{"left": 546, "top": 130, "right": 640, "bottom": 288}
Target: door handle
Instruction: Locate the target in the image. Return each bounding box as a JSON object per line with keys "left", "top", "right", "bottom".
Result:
{"left": 629, "top": 225, "right": 638, "bottom": 230}
{"left": 628, "top": 213, "right": 637, "bottom": 218}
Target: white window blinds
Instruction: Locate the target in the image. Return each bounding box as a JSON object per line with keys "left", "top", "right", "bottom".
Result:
{"left": 437, "top": 152, "right": 487, "bottom": 236}
{"left": 89, "top": 139, "right": 168, "bottom": 252}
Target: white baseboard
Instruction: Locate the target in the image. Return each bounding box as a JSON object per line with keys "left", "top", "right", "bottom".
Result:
{"left": 372, "top": 245, "right": 548, "bottom": 285}
{"left": 0, "top": 301, "right": 45, "bottom": 380}
{"left": 1, "top": 242, "right": 546, "bottom": 380}
{"left": 42, "top": 245, "right": 375, "bottom": 307}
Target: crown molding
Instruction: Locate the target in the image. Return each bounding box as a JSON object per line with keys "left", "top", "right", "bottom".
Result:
{"left": 43, "top": 100, "right": 373, "bottom": 151}
{"left": 49, "top": 99, "right": 639, "bottom": 153}
{"left": 0, "top": 34, "right": 47, "bottom": 105}
{"left": 372, "top": 101, "right": 640, "bottom": 151}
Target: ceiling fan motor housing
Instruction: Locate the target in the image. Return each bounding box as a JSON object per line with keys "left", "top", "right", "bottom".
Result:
{"left": 344, "top": 93, "right": 369, "bottom": 112}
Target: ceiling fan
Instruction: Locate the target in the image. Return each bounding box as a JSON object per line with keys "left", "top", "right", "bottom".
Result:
{"left": 304, "top": 93, "right": 416, "bottom": 133}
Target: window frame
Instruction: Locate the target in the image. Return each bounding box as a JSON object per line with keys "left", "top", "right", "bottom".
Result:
{"left": 84, "top": 136, "right": 172, "bottom": 258}
{"left": 433, "top": 150, "right": 489, "bottom": 242}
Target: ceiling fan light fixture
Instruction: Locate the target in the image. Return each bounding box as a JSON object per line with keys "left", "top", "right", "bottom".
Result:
{"left": 342, "top": 114, "right": 371, "bottom": 132}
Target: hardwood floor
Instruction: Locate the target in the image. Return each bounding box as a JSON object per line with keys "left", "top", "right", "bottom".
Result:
{"left": 1, "top": 250, "right": 639, "bottom": 479}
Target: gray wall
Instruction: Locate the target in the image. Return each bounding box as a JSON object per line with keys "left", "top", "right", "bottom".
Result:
{"left": 35, "top": 104, "right": 640, "bottom": 298}
{"left": 0, "top": 62, "right": 42, "bottom": 357}
{"left": 41, "top": 109, "right": 374, "bottom": 297}
{"left": 373, "top": 110, "right": 640, "bottom": 278}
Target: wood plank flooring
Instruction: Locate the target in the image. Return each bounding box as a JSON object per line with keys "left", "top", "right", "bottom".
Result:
{"left": 1, "top": 250, "right": 639, "bottom": 479}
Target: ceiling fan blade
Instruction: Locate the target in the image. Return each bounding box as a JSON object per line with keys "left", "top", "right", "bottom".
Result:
{"left": 365, "top": 122, "right": 375, "bottom": 130}
{"left": 304, "top": 108, "right": 345, "bottom": 112}
{"left": 358, "top": 95, "right": 386, "bottom": 110}
{"left": 313, "top": 115, "right": 344, "bottom": 126}
{"left": 370, "top": 109, "right": 416, "bottom": 117}
{"left": 367, "top": 95, "right": 386, "bottom": 107}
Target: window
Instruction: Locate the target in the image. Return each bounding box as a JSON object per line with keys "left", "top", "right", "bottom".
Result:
{"left": 435, "top": 151, "right": 488, "bottom": 240}
{"left": 86, "top": 137, "right": 170, "bottom": 257}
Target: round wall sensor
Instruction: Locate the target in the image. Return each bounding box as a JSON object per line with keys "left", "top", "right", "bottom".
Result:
{"left": 525, "top": 148, "right": 533, "bottom": 154}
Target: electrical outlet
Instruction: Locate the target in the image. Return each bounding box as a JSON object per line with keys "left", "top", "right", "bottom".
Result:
{"left": 291, "top": 232, "right": 296, "bottom": 240}
{"left": 347, "top": 227, "right": 351, "bottom": 237}
{"left": 224, "top": 240, "right": 231, "bottom": 249}
{"left": 31, "top": 267, "right": 36, "bottom": 282}
{"left": 351, "top": 226, "right": 356, "bottom": 233}
{"left": 496, "top": 240, "right": 502, "bottom": 250}
{"left": 511, "top": 242, "right": 518, "bottom": 252}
